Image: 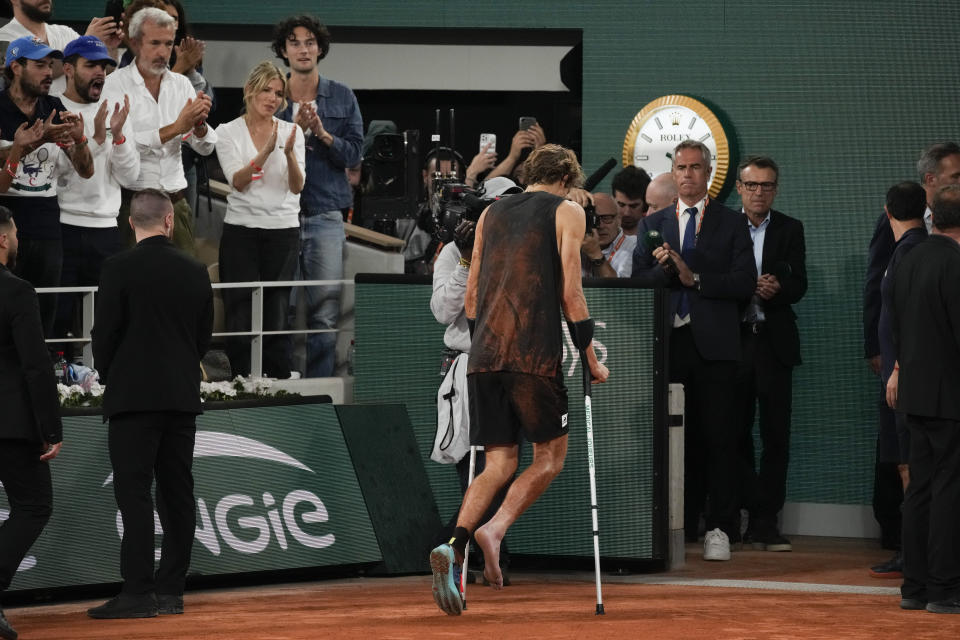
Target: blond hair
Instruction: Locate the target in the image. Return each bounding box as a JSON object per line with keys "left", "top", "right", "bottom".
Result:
{"left": 243, "top": 61, "right": 288, "bottom": 113}
{"left": 522, "top": 144, "right": 584, "bottom": 189}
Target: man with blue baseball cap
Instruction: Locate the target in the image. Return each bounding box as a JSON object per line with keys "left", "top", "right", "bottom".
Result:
{"left": 53, "top": 35, "right": 139, "bottom": 359}
{"left": 0, "top": 35, "right": 94, "bottom": 338}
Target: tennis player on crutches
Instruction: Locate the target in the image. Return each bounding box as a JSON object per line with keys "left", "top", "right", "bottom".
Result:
{"left": 429, "top": 144, "right": 609, "bottom": 616}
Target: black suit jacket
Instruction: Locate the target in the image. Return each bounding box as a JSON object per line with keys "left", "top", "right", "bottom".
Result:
{"left": 892, "top": 234, "right": 960, "bottom": 421}
{"left": 632, "top": 199, "right": 757, "bottom": 361}
{"left": 0, "top": 263, "right": 62, "bottom": 444}
{"left": 756, "top": 209, "right": 807, "bottom": 366}
{"left": 92, "top": 235, "right": 213, "bottom": 419}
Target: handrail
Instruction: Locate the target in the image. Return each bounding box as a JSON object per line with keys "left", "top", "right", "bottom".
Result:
{"left": 36, "top": 279, "right": 355, "bottom": 378}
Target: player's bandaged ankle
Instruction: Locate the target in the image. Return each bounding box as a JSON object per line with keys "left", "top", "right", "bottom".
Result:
{"left": 449, "top": 526, "right": 470, "bottom": 557}
{"left": 566, "top": 318, "right": 595, "bottom": 350}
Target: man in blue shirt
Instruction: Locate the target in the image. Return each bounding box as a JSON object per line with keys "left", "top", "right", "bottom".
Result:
{"left": 273, "top": 15, "right": 363, "bottom": 377}
{"left": 732, "top": 155, "right": 807, "bottom": 553}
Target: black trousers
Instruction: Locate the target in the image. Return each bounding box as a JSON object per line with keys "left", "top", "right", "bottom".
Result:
{"left": 874, "top": 381, "right": 903, "bottom": 550}
{"left": 901, "top": 416, "right": 960, "bottom": 603}
{"left": 734, "top": 325, "right": 793, "bottom": 533}
{"left": 0, "top": 439, "right": 53, "bottom": 593}
{"left": 219, "top": 224, "right": 299, "bottom": 379}
{"left": 54, "top": 224, "right": 122, "bottom": 356}
{"left": 109, "top": 412, "right": 196, "bottom": 596}
{"left": 670, "top": 325, "right": 739, "bottom": 540}
{"left": 12, "top": 235, "right": 62, "bottom": 338}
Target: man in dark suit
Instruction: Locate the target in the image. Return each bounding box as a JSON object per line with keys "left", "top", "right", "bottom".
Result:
{"left": 879, "top": 183, "right": 928, "bottom": 471}
{"left": 0, "top": 206, "right": 63, "bottom": 640}
{"left": 731, "top": 156, "right": 807, "bottom": 552}
{"left": 890, "top": 184, "right": 960, "bottom": 613}
{"left": 863, "top": 142, "right": 960, "bottom": 577}
{"left": 88, "top": 189, "right": 213, "bottom": 620}
{"left": 632, "top": 140, "right": 756, "bottom": 561}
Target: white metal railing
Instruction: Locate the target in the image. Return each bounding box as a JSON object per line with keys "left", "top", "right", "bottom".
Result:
{"left": 37, "top": 279, "right": 354, "bottom": 378}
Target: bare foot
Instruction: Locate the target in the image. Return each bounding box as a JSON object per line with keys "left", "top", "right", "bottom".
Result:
{"left": 474, "top": 524, "right": 504, "bottom": 589}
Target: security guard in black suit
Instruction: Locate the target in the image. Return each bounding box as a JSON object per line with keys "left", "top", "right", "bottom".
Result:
{"left": 891, "top": 184, "right": 960, "bottom": 614}
{"left": 0, "top": 206, "right": 63, "bottom": 640}
{"left": 89, "top": 189, "right": 212, "bottom": 620}
{"left": 633, "top": 140, "right": 757, "bottom": 560}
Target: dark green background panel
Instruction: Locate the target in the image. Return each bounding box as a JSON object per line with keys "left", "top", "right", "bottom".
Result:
{"left": 4, "top": 404, "right": 382, "bottom": 592}
{"left": 336, "top": 404, "right": 443, "bottom": 573}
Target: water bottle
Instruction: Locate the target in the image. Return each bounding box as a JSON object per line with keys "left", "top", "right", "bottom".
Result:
{"left": 53, "top": 351, "right": 67, "bottom": 384}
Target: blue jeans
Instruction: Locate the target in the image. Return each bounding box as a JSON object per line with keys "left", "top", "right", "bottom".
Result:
{"left": 294, "top": 211, "right": 344, "bottom": 377}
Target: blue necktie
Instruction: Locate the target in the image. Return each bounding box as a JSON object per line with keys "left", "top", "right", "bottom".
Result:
{"left": 677, "top": 207, "right": 698, "bottom": 319}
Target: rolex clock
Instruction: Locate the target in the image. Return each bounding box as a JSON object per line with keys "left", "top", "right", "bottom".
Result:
{"left": 622, "top": 94, "right": 731, "bottom": 198}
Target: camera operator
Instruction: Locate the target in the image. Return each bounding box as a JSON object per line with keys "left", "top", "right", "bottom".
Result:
{"left": 430, "top": 175, "right": 522, "bottom": 585}
{"left": 581, "top": 192, "right": 636, "bottom": 278}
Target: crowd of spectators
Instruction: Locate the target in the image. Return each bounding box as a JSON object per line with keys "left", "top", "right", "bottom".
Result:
{"left": 0, "top": 3, "right": 362, "bottom": 380}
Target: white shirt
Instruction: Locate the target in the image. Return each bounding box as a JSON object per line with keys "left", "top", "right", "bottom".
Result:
{"left": 431, "top": 242, "right": 471, "bottom": 353}
{"left": 674, "top": 195, "right": 707, "bottom": 327}
{"left": 606, "top": 230, "right": 636, "bottom": 277}
{"left": 102, "top": 63, "right": 216, "bottom": 192}
{"left": 924, "top": 205, "right": 933, "bottom": 233}
{"left": 0, "top": 18, "right": 80, "bottom": 96}
{"left": 580, "top": 229, "right": 637, "bottom": 278}
{"left": 0, "top": 137, "right": 71, "bottom": 199}
{"left": 57, "top": 95, "right": 141, "bottom": 227}
{"left": 215, "top": 116, "right": 304, "bottom": 229}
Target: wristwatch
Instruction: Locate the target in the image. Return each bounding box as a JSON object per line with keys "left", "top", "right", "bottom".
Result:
{"left": 692, "top": 273, "right": 701, "bottom": 290}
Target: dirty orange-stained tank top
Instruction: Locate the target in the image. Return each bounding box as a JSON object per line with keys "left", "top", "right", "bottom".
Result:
{"left": 468, "top": 191, "right": 564, "bottom": 377}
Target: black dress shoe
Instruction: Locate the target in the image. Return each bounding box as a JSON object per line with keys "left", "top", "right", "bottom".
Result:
{"left": 0, "top": 608, "right": 17, "bottom": 640}
{"left": 926, "top": 598, "right": 960, "bottom": 614}
{"left": 870, "top": 551, "right": 903, "bottom": 578}
{"left": 87, "top": 593, "right": 158, "bottom": 619}
{"left": 157, "top": 594, "right": 184, "bottom": 615}
{"left": 748, "top": 530, "right": 792, "bottom": 552}
{"left": 900, "top": 598, "right": 926, "bottom": 610}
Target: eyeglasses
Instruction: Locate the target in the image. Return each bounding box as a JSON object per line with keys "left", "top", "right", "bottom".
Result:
{"left": 615, "top": 200, "right": 648, "bottom": 212}
{"left": 739, "top": 181, "right": 778, "bottom": 192}
{"left": 596, "top": 214, "right": 618, "bottom": 225}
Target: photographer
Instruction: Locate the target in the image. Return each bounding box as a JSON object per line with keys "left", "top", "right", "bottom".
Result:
{"left": 581, "top": 192, "right": 636, "bottom": 278}
{"left": 430, "top": 176, "right": 521, "bottom": 584}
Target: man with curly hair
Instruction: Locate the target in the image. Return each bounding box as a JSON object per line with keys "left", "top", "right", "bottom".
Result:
{"left": 272, "top": 15, "right": 363, "bottom": 378}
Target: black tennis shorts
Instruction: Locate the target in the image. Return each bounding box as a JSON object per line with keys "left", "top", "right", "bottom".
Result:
{"left": 468, "top": 371, "right": 569, "bottom": 446}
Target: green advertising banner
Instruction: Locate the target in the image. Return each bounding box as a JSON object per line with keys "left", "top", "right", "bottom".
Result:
{"left": 3, "top": 403, "right": 382, "bottom": 593}
{"left": 354, "top": 277, "right": 660, "bottom": 561}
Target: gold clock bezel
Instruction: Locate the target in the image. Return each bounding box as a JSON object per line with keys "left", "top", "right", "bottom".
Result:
{"left": 622, "top": 94, "right": 731, "bottom": 199}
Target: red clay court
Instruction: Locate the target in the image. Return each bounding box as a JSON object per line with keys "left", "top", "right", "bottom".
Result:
{"left": 7, "top": 537, "right": 958, "bottom": 639}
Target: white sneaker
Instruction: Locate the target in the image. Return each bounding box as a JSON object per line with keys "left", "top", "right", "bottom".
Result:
{"left": 703, "top": 528, "right": 731, "bottom": 561}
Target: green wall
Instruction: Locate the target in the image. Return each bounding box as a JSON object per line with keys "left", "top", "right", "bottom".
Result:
{"left": 354, "top": 282, "right": 658, "bottom": 556}
{"left": 61, "top": 1, "right": 960, "bottom": 504}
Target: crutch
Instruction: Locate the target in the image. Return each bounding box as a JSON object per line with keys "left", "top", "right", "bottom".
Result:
{"left": 579, "top": 347, "right": 605, "bottom": 615}
{"left": 460, "top": 444, "right": 479, "bottom": 609}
